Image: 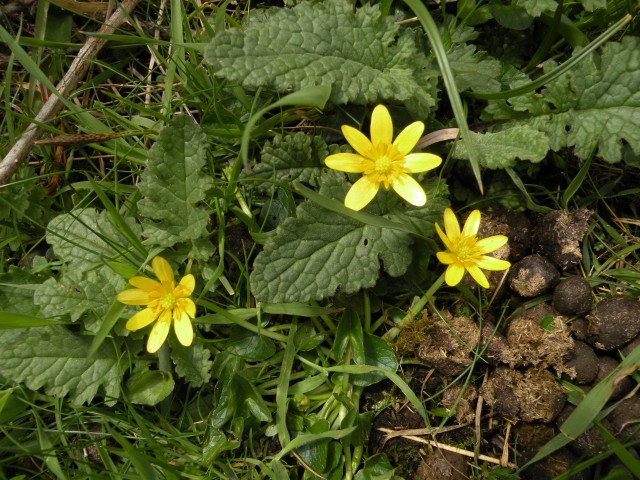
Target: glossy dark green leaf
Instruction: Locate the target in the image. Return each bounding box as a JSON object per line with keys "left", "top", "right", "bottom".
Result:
{"left": 202, "top": 428, "right": 240, "bottom": 463}
{"left": 126, "top": 370, "right": 174, "bottom": 406}
{"left": 226, "top": 326, "right": 276, "bottom": 361}
{"left": 351, "top": 333, "right": 398, "bottom": 387}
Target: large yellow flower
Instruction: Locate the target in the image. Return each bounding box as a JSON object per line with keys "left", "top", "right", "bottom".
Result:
{"left": 435, "top": 208, "right": 511, "bottom": 288}
{"left": 325, "top": 105, "right": 442, "bottom": 211}
{"left": 117, "top": 256, "right": 196, "bottom": 353}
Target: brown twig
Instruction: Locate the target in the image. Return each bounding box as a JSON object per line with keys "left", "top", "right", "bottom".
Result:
{"left": 378, "top": 427, "right": 517, "bottom": 468}
{"left": 0, "top": 0, "right": 142, "bottom": 186}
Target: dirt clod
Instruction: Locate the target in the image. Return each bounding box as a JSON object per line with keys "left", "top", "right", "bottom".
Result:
{"left": 586, "top": 296, "right": 640, "bottom": 350}
{"left": 568, "top": 318, "right": 589, "bottom": 341}
{"left": 508, "top": 254, "right": 560, "bottom": 297}
{"left": 416, "top": 313, "right": 480, "bottom": 376}
{"left": 522, "top": 449, "right": 588, "bottom": 480}
{"left": 621, "top": 337, "right": 640, "bottom": 357}
{"left": 533, "top": 209, "right": 592, "bottom": 270}
{"left": 592, "top": 355, "right": 633, "bottom": 401}
{"left": 561, "top": 341, "right": 598, "bottom": 384}
{"left": 557, "top": 405, "right": 612, "bottom": 457}
{"left": 480, "top": 321, "right": 511, "bottom": 365}
{"left": 414, "top": 448, "right": 469, "bottom": 480}
{"left": 506, "top": 304, "right": 575, "bottom": 376}
{"left": 441, "top": 384, "right": 477, "bottom": 425}
{"left": 553, "top": 276, "right": 593, "bottom": 316}
{"left": 610, "top": 397, "right": 640, "bottom": 443}
{"left": 481, "top": 367, "right": 566, "bottom": 423}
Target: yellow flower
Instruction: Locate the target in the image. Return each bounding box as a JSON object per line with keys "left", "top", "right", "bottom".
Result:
{"left": 117, "top": 256, "right": 196, "bottom": 353}
{"left": 435, "top": 208, "right": 511, "bottom": 288}
{"left": 325, "top": 105, "right": 442, "bottom": 211}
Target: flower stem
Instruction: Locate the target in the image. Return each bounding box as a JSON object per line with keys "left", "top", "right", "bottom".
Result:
{"left": 383, "top": 272, "right": 445, "bottom": 341}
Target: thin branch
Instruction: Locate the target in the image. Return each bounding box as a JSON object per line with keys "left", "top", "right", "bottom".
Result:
{"left": 0, "top": 0, "right": 142, "bottom": 186}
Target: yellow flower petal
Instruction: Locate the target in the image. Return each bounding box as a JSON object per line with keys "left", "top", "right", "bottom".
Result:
{"left": 393, "top": 121, "right": 424, "bottom": 155}
{"left": 443, "top": 208, "right": 461, "bottom": 241}
{"left": 466, "top": 265, "right": 490, "bottom": 288}
{"left": 117, "top": 288, "right": 152, "bottom": 305}
{"left": 344, "top": 176, "right": 379, "bottom": 211}
{"left": 402, "top": 153, "right": 442, "bottom": 173}
{"left": 176, "top": 274, "right": 195, "bottom": 297}
{"left": 152, "top": 256, "right": 175, "bottom": 285}
{"left": 146, "top": 314, "right": 171, "bottom": 353}
{"left": 370, "top": 105, "right": 393, "bottom": 147}
{"left": 324, "top": 153, "right": 368, "bottom": 173}
{"left": 177, "top": 297, "right": 197, "bottom": 318}
{"left": 342, "top": 125, "right": 373, "bottom": 158}
{"left": 476, "top": 256, "right": 511, "bottom": 271}
{"left": 445, "top": 264, "right": 465, "bottom": 286}
{"left": 173, "top": 312, "right": 194, "bottom": 347}
{"left": 391, "top": 174, "right": 426, "bottom": 207}
{"left": 436, "top": 251, "right": 456, "bottom": 265}
{"left": 128, "top": 276, "right": 162, "bottom": 292}
{"left": 126, "top": 307, "right": 159, "bottom": 331}
{"left": 462, "top": 210, "right": 481, "bottom": 237}
{"left": 475, "top": 235, "right": 509, "bottom": 254}
{"left": 435, "top": 223, "right": 456, "bottom": 252}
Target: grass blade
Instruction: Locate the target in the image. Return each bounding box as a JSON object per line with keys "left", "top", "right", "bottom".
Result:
{"left": 403, "top": 0, "right": 483, "bottom": 193}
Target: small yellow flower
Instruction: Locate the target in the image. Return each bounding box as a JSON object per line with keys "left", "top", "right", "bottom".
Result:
{"left": 325, "top": 105, "right": 442, "bottom": 211}
{"left": 435, "top": 208, "right": 511, "bottom": 288}
{"left": 117, "top": 256, "right": 196, "bottom": 353}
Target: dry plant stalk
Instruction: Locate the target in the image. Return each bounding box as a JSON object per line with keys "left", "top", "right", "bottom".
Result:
{"left": 0, "top": 0, "right": 142, "bottom": 186}
{"left": 378, "top": 427, "right": 517, "bottom": 469}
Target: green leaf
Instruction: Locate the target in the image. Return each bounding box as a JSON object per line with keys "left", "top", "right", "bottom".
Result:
{"left": 0, "top": 312, "right": 67, "bottom": 328}
{"left": 34, "top": 276, "right": 86, "bottom": 322}
{"left": 251, "top": 176, "right": 446, "bottom": 303}
{"left": 580, "top": 0, "right": 607, "bottom": 11}
{"left": 274, "top": 426, "right": 357, "bottom": 462}
{"left": 138, "top": 117, "right": 213, "bottom": 247}
{"left": 202, "top": 428, "right": 241, "bottom": 463}
{"left": 488, "top": 0, "right": 533, "bottom": 30}
{"left": 0, "top": 388, "right": 30, "bottom": 425}
{"left": 485, "top": 37, "right": 640, "bottom": 164}
{"left": 260, "top": 187, "right": 297, "bottom": 230}
{"left": 333, "top": 307, "right": 364, "bottom": 362}
{"left": 33, "top": 268, "right": 125, "bottom": 331}
{"left": 451, "top": 125, "right": 549, "bottom": 168}
{"left": 246, "top": 132, "right": 331, "bottom": 192}
{"left": 170, "top": 339, "right": 213, "bottom": 387}
{"left": 448, "top": 42, "right": 502, "bottom": 93}
{"left": 209, "top": 352, "right": 243, "bottom": 428}
{"left": 0, "top": 166, "right": 50, "bottom": 252}
{"left": 126, "top": 370, "right": 175, "bottom": 406}
{"left": 232, "top": 374, "right": 272, "bottom": 423}
{"left": 354, "top": 453, "right": 400, "bottom": 480}
{"left": 351, "top": 333, "right": 398, "bottom": 387}
{"left": 0, "top": 166, "right": 47, "bottom": 223}
{"left": 0, "top": 326, "right": 121, "bottom": 405}
{"left": 47, "top": 208, "right": 140, "bottom": 267}
{"left": 514, "top": 0, "right": 557, "bottom": 18}
{"left": 204, "top": 0, "right": 437, "bottom": 113}
{"left": 226, "top": 326, "right": 277, "bottom": 361}
{"left": 0, "top": 267, "right": 43, "bottom": 316}
{"left": 295, "top": 419, "right": 333, "bottom": 474}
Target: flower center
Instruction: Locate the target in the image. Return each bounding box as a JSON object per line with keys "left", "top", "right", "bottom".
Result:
{"left": 457, "top": 245, "right": 471, "bottom": 260}
{"left": 374, "top": 154, "right": 393, "bottom": 174}
{"left": 455, "top": 237, "right": 478, "bottom": 262}
{"left": 160, "top": 293, "right": 177, "bottom": 310}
